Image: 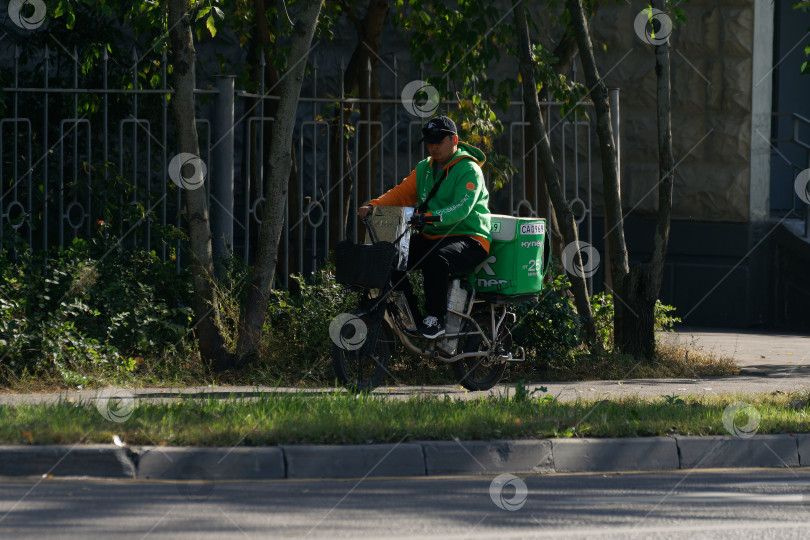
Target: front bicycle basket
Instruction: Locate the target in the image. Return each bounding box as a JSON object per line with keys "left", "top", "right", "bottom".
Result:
{"left": 335, "top": 240, "right": 396, "bottom": 289}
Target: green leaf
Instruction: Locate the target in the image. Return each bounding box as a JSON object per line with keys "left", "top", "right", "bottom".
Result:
{"left": 206, "top": 14, "right": 217, "bottom": 37}
{"left": 196, "top": 6, "right": 211, "bottom": 21}
{"left": 213, "top": 6, "right": 225, "bottom": 20}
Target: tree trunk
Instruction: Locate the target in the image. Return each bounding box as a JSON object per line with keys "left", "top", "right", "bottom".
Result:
{"left": 551, "top": 25, "right": 579, "bottom": 76}
{"left": 328, "top": 0, "right": 390, "bottom": 249}
{"left": 529, "top": 4, "right": 606, "bottom": 267}
{"left": 328, "top": 106, "right": 354, "bottom": 248}
{"left": 619, "top": 1, "right": 675, "bottom": 358}
{"left": 512, "top": 0, "right": 599, "bottom": 351}
{"left": 621, "top": 263, "right": 658, "bottom": 355}
{"left": 250, "top": 0, "right": 303, "bottom": 277}
{"left": 237, "top": 0, "right": 324, "bottom": 360}
{"left": 167, "top": 0, "right": 228, "bottom": 368}
{"left": 566, "top": 0, "right": 630, "bottom": 349}
{"left": 535, "top": 14, "right": 588, "bottom": 267}
{"left": 344, "top": 0, "right": 390, "bottom": 211}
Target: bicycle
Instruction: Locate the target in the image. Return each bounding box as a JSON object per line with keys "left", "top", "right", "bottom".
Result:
{"left": 331, "top": 206, "right": 547, "bottom": 392}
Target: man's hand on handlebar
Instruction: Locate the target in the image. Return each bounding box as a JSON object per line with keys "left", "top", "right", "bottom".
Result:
{"left": 358, "top": 205, "right": 374, "bottom": 219}
{"left": 409, "top": 212, "right": 442, "bottom": 228}
{"left": 357, "top": 205, "right": 441, "bottom": 227}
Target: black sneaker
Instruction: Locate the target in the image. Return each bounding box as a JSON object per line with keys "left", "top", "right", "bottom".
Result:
{"left": 418, "top": 315, "right": 445, "bottom": 339}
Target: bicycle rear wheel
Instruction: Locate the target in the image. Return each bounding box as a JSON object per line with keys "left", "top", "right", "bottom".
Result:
{"left": 332, "top": 311, "right": 394, "bottom": 392}
{"left": 451, "top": 310, "right": 508, "bottom": 391}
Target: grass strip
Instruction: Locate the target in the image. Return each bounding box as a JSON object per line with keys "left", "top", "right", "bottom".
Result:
{"left": 2, "top": 391, "right": 809, "bottom": 446}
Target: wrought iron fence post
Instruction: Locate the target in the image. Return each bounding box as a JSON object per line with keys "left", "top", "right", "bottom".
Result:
{"left": 212, "top": 75, "right": 236, "bottom": 272}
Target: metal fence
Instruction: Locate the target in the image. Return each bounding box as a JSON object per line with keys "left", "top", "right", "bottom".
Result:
{"left": 771, "top": 112, "right": 810, "bottom": 237}
{"left": 0, "top": 43, "right": 614, "bottom": 288}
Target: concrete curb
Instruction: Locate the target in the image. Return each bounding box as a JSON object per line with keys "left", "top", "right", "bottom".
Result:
{"left": 283, "top": 444, "right": 424, "bottom": 479}
{"left": 137, "top": 446, "right": 285, "bottom": 480}
{"left": 1, "top": 435, "right": 807, "bottom": 480}
{"left": 552, "top": 437, "right": 679, "bottom": 472}
{"left": 0, "top": 444, "right": 136, "bottom": 478}
{"left": 676, "top": 435, "right": 799, "bottom": 469}
{"left": 422, "top": 440, "right": 553, "bottom": 475}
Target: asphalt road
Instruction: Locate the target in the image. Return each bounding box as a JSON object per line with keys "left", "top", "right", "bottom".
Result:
{"left": 2, "top": 470, "right": 810, "bottom": 539}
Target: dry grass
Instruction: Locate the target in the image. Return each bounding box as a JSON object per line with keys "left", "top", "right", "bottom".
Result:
{"left": 0, "top": 337, "right": 739, "bottom": 393}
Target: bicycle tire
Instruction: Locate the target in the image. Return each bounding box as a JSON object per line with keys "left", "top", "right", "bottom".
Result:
{"left": 332, "top": 311, "right": 394, "bottom": 392}
{"left": 451, "top": 311, "right": 508, "bottom": 391}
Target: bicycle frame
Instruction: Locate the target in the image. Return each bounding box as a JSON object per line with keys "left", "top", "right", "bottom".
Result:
{"left": 353, "top": 207, "right": 527, "bottom": 366}
{"left": 357, "top": 285, "right": 518, "bottom": 365}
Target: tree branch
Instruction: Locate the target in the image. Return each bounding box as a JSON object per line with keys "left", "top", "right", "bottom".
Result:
{"left": 336, "top": 0, "right": 363, "bottom": 33}
{"left": 651, "top": 0, "right": 674, "bottom": 280}
{"left": 513, "top": 0, "right": 600, "bottom": 351}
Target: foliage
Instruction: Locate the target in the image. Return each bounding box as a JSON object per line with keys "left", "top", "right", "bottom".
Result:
{"left": 262, "top": 265, "right": 360, "bottom": 384}
{"left": 8, "top": 0, "right": 248, "bottom": 104}
{"left": 510, "top": 272, "right": 583, "bottom": 366}
{"left": 589, "top": 291, "right": 682, "bottom": 353}
{"left": 392, "top": 0, "right": 590, "bottom": 191}
{"left": 512, "top": 380, "right": 549, "bottom": 403}
{"left": 455, "top": 97, "right": 517, "bottom": 190}
{"left": 795, "top": 1, "right": 810, "bottom": 74}
{"left": 392, "top": 0, "right": 517, "bottom": 189}
{"left": 0, "top": 233, "right": 193, "bottom": 384}
{"left": 508, "top": 270, "right": 683, "bottom": 377}
{"left": 211, "top": 255, "right": 253, "bottom": 353}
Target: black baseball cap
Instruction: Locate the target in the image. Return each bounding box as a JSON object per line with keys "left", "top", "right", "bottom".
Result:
{"left": 419, "top": 116, "right": 457, "bottom": 144}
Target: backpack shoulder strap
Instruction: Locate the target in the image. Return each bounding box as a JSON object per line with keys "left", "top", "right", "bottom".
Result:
{"left": 416, "top": 165, "right": 452, "bottom": 213}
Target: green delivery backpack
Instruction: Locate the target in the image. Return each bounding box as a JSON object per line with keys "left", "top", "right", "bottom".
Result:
{"left": 469, "top": 215, "right": 548, "bottom": 296}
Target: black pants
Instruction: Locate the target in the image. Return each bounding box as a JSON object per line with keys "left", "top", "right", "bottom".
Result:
{"left": 390, "top": 234, "right": 488, "bottom": 320}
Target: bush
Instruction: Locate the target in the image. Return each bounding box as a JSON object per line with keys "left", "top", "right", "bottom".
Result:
{"left": 510, "top": 273, "right": 582, "bottom": 366}
{"left": 0, "top": 234, "right": 193, "bottom": 383}
{"left": 260, "top": 265, "right": 360, "bottom": 384}
{"left": 508, "top": 273, "right": 683, "bottom": 375}
{"left": 590, "top": 291, "right": 682, "bottom": 352}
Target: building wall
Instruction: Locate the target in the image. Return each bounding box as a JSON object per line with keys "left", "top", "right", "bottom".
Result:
{"left": 588, "top": 0, "right": 772, "bottom": 223}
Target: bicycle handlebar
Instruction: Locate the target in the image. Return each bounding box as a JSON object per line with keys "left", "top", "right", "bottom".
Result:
{"left": 408, "top": 214, "right": 442, "bottom": 227}
{"left": 360, "top": 209, "right": 441, "bottom": 230}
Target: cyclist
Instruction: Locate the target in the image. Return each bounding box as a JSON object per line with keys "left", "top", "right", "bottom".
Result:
{"left": 358, "top": 116, "right": 491, "bottom": 338}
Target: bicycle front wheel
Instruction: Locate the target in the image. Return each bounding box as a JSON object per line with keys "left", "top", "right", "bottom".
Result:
{"left": 332, "top": 311, "right": 394, "bottom": 392}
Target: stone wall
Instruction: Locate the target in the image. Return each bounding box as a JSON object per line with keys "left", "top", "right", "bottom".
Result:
{"left": 585, "top": 0, "right": 772, "bottom": 223}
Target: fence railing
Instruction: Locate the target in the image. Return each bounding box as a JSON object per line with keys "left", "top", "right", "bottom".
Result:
{"left": 0, "top": 44, "right": 614, "bottom": 288}
{"left": 771, "top": 112, "right": 810, "bottom": 237}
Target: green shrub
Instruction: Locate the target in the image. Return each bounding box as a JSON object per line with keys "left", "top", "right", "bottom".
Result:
{"left": 510, "top": 273, "right": 582, "bottom": 366}
{"left": 211, "top": 255, "right": 252, "bottom": 353}
{"left": 590, "top": 292, "right": 682, "bottom": 352}
{"left": 0, "top": 235, "right": 193, "bottom": 382}
{"left": 261, "top": 265, "right": 360, "bottom": 384}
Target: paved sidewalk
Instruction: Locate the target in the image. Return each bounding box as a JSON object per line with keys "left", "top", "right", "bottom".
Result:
{"left": 662, "top": 328, "right": 810, "bottom": 376}
{"left": 3, "top": 375, "right": 809, "bottom": 406}
{"left": 0, "top": 328, "right": 807, "bottom": 407}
